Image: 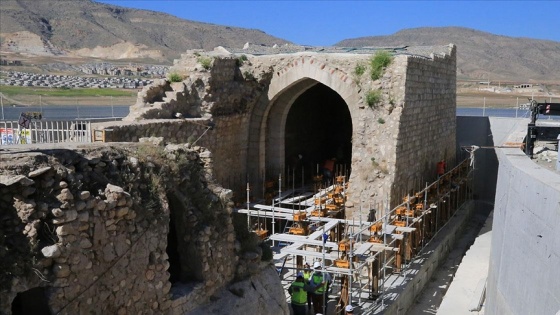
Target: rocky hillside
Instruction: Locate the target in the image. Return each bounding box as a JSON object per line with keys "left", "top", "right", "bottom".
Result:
{"left": 336, "top": 27, "right": 560, "bottom": 82}
{"left": 0, "top": 0, "right": 290, "bottom": 61}
{"left": 2, "top": 0, "right": 559, "bottom": 82}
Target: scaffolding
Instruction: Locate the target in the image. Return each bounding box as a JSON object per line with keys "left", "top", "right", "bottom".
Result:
{"left": 236, "top": 157, "right": 473, "bottom": 314}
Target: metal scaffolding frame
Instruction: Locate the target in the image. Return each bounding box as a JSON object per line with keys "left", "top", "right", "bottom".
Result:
{"left": 235, "top": 157, "right": 474, "bottom": 313}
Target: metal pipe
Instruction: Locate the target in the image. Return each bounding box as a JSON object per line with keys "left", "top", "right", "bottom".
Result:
{"left": 322, "top": 223, "right": 326, "bottom": 315}
{"left": 247, "top": 182, "right": 250, "bottom": 230}
{"left": 349, "top": 232, "right": 354, "bottom": 307}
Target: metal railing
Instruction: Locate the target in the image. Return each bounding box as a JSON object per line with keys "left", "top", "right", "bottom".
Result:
{"left": 0, "top": 120, "right": 92, "bottom": 145}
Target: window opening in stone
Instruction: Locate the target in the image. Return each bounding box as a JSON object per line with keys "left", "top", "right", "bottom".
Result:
{"left": 11, "top": 287, "right": 51, "bottom": 315}
{"left": 285, "top": 83, "right": 352, "bottom": 187}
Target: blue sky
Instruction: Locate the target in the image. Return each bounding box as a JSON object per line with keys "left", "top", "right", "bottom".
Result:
{"left": 96, "top": 1, "right": 560, "bottom": 46}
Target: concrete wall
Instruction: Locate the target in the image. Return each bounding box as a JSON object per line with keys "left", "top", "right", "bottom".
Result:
{"left": 485, "top": 145, "right": 560, "bottom": 315}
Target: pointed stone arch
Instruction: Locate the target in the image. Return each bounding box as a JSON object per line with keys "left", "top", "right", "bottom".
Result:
{"left": 247, "top": 56, "right": 361, "bottom": 184}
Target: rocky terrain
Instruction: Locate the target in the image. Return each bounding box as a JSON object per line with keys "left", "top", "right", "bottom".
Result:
{"left": 0, "top": 0, "right": 290, "bottom": 62}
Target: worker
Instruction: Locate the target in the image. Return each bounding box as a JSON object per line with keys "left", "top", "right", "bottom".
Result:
{"left": 288, "top": 272, "right": 311, "bottom": 315}
{"left": 310, "top": 261, "right": 332, "bottom": 315}
{"left": 303, "top": 263, "right": 313, "bottom": 310}
{"left": 436, "top": 159, "right": 446, "bottom": 177}
{"left": 367, "top": 208, "right": 376, "bottom": 222}
{"left": 345, "top": 304, "right": 354, "bottom": 314}
{"left": 322, "top": 158, "right": 336, "bottom": 184}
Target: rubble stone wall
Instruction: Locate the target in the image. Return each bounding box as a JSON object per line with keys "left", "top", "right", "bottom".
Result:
{"left": 0, "top": 144, "right": 286, "bottom": 315}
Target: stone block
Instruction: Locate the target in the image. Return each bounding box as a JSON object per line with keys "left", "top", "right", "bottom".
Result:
{"left": 41, "top": 244, "right": 62, "bottom": 258}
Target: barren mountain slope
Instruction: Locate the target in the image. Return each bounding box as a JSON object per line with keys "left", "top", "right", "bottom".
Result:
{"left": 0, "top": 0, "right": 290, "bottom": 61}
{"left": 336, "top": 27, "right": 560, "bottom": 82}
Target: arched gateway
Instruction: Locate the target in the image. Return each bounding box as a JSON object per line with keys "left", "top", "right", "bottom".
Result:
{"left": 247, "top": 56, "right": 359, "bottom": 187}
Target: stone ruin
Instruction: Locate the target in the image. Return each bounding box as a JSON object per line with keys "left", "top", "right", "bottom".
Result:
{"left": 116, "top": 44, "right": 457, "bottom": 215}
{"left": 0, "top": 143, "right": 287, "bottom": 314}
{"left": 1, "top": 44, "right": 457, "bottom": 314}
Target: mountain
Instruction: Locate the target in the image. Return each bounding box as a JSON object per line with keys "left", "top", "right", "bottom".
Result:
{"left": 336, "top": 27, "right": 560, "bottom": 82}
{"left": 0, "top": 0, "right": 290, "bottom": 62}
{"left": 1, "top": 1, "right": 559, "bottom": 82}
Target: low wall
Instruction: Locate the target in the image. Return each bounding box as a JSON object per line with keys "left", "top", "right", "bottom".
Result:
{"left": 485, "top": 146, "right": 560, "bottom": 315}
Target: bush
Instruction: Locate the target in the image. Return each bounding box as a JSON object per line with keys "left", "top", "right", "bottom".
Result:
{"left": 243, "top": 71, "right": 255, "bottom": 80}
{"left": 366, "top": 89, "right": 382, "bottom": 107}
{"left": 370, "top": 51, "right": 393, "bottom": 81}
{"left": 168, "top": 72, "right": 183, "bottom": 82}
{"left": 354, "top": 63, "right": 366, "bottom": 77}
{"left": 237, "top": 54, "right": 248, "bottom": 66}
{"left": 377, "top": 117, "right": 385, "bottom": 124}
{"left": 197, "top": 56, "right": 213, "bottom": 70}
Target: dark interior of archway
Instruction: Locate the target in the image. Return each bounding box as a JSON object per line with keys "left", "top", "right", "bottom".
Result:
{"left": 285, "top": 83, "right": 352, "bottom": 184}
{"left": 12, "top": 287, "right": 51, "bottom": 315}
{"left": 166, "top": 192, "right": 204, "bottom": 285}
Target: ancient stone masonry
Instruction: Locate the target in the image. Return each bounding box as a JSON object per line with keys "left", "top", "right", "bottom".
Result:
{"left": 0, "top": 143, "right": 287, "bottom": 315}
{"left": 391, "top": 47, "right": 457, "bottom": 204}
{"left": 97, "top": 44, "right": 456, "bottom": 219}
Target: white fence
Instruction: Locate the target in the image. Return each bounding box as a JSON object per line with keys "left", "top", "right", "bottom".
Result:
{"left": 0, "top": 120, "right": 92, "bottom": 145}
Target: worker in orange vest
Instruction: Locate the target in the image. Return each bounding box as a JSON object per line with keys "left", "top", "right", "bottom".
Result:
{"left": 437, "top": 159, "right": 446, "bottom": 177}
{"left": 322, "top": 158, "right": 336, "bottom": 184}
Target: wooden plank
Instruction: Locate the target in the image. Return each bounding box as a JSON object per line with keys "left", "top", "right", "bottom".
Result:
{"left": 282, "top": 248, "right": 338, "bottom": 260}
{"left": 308, "top": 217, "right": 373, "bottom": 228}
{"left": 325, "top": 266, "right": 353, "bottom": 275}
{"left": 353, "top": 242, "right": 374, "bottom": 256}
{"left": 253, "top": 204, "right": 315, "bottom": 215}
{"left": 268, "top": 234, "right": 338, "bottom": 249}
{"left": 236, "top": 209, "right": 292, "bottom": 220}
{"left": 281, "top": 192, "right": 314, "bottom": 204}
{"left": 273, "top": 189, "right": 297, "bottom": 203}
{"left": 300, "top": 185, "right": 336, "bottom": 206}
{"left": 395, "top": 226, "right": 416, "bottom": 233}
{"left": 308, "top": 219, "right": 339, "bottom": 239}
{"left": 273, "top": 242, "right": 304, "bottom": 261}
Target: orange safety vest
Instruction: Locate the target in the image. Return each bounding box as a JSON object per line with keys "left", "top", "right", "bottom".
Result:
{"left": 324, "top": 159, "right": 335, "bottom": 172}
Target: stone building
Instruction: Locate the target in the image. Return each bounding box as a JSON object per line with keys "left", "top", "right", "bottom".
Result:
{"left": 122, "top": 44, "right": 457, "bottom": 217}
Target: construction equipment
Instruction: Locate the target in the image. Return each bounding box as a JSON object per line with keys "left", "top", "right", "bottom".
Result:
{"left": 525, "top": 100, "right": 560, "bottom": 158}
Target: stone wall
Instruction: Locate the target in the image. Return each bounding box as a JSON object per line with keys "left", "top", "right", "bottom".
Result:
{"left": 0, "top": 144, "right": 286, "bottom": 315}
{"left": 393, "top": 47, "right": 457, "bottom": 204}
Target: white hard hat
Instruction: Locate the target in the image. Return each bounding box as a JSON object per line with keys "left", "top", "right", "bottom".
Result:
{"left": 313, "top": 261, "right": 321, "bottom": 269}
{"left": 345, "top": 304, "right": 354, "bottom": 312}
